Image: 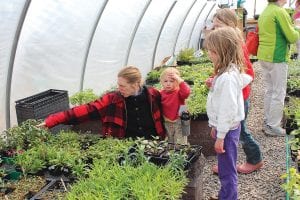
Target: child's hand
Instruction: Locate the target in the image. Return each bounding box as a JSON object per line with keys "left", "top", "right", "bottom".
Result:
{"left": 214, "top": 138, "right": 225, "bottom": 154}
{"left": 205, "top": 77, "right": 213, "bottom": 88}
{"left": 210, "top": 127, "right": 216, "bottom": 139}
{"left": 169, "top": 73, "right": 183, "bottom": 83}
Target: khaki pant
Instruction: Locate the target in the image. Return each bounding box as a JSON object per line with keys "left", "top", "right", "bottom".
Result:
{"left": 164, "top": 119, "right": 188, "bottom": 145}
{"left": 259, "top": 61, "right": 287, "bottom": 127}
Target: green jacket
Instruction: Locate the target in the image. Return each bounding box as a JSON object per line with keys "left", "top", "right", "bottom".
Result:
{"left": 258, "top": 3, "right": 300, "bottom": 63}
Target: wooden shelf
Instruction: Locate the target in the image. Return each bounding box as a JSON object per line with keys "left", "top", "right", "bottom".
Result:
{"left": 247, "top": 19, "right": 258, "bottom": 25}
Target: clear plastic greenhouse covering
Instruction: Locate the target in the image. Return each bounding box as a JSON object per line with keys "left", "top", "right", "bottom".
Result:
{"left": 1, "top": 0, "right": 243, "bottom": 132}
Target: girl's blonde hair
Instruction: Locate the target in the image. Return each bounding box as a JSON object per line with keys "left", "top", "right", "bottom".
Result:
{"left": 160, "top": 67, "right": 180, "bottom": 84}
{"left": 205, "top": 27, "right": 245, "bottom": 75}
{"left": 214, "top": 8, "right": 238, "bottom": 28}
{"left": 118, "top": 66, "right": 143, "bottom": 86}
{"left": 213, "top": 8, "right": 244, "bottom": 41}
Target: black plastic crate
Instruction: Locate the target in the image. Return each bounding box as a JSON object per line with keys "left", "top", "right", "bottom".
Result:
{"left": 15, "top": 89, "right": 70, "bottom": 133}
{"left": 145, "top": 144, "right": 203, "bottom": 170}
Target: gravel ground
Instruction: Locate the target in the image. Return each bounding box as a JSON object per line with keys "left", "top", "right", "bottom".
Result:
{"left": 202, "top": 62, "right": 287, "bottom": 200}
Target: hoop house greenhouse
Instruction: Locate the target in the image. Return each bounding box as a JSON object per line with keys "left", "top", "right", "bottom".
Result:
{"left": 0, "top": 0, "right": 299, "bottom": 199}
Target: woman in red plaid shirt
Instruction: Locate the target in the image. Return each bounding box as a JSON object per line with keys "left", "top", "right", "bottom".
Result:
{"left": 39, "top": 66, "right": 166, "bottom": 139}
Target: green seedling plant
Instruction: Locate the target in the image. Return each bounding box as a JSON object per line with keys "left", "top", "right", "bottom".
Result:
{"left": 69, "top": 89, "right": 99, "bottom": 106}
{"left": 281, "top": 167, "right": 300, "bottom": 199}
{"left": 85, "top": 137, "right": 134, "bottom": 164}
{"left": 14, "top": 147, "right": 46, "bottom": 177}
{"left": 66, "top": 158, "right": 188, "bottom": 200}
{"left": 145, "top": 68, "right": 163, "bottom": 85}
{"left": 187, "top": 83, "right": 209, "bottom": 118}
{"left": 2, "top": 119, "right": 51, "bottom": 152}
{"left": 134, "top": 136, "right": 168, "bottom": 156}
{"left": 177, "top": 48, "right": 195, "bottom": 62}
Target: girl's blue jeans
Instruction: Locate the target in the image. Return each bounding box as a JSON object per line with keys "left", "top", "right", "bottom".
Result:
{"left": 240, "top": 99, "right": 262, "bottom": 165}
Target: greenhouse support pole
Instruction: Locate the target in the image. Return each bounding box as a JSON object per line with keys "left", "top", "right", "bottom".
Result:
{"left": 124, "top": 0, "right": 152, "bottom": 67}
{"left": 185, "top": 2, "right": 207, "bottom": 49}
{"left": 254, "top": 0, "right": 256, "bottom": 17}
{"left": 285, "top": 135, "right": 290, "bottom": 200}
{"left": 151, "top": 1, "right": 177, "bottom": 69}
{"left": 196, "top": 3, "right": 216, "bottom": 49}
{"left": 171, "top": 0, "right": 197, "bottom": 56}
{"left": 80, "top": 0, "right": 109, "bottom": 91}
{"left": 6, "top": 0, "right": 31, "bottom": 129}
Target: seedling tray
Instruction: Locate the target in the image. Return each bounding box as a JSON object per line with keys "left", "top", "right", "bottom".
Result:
{"left": 15, "top": 89, "right": 70, "bottom": 133}
{"left": 145, "top": 144, "right": 202, "bottom": 169}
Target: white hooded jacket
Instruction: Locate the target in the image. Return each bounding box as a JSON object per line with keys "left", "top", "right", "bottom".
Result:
{"left": 206, "top": 64, "right": 253, "bottom": 139}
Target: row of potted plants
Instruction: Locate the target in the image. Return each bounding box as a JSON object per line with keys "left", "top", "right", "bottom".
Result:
{"left": 282, "top": 59, "right": 300, "bottom": 199}
{"left": 0, "top": 119, "right": 197, "bottom": 199}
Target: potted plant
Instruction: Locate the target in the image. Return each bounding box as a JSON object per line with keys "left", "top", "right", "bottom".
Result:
{"left": 281, "top": 167, "right": 300, "bottom": 199}
{"left": 69, "top": 89, "right": 102, "bottom": 134}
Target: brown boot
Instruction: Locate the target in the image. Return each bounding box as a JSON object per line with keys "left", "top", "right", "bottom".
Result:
{"left": 237, "top": 161, "right": 263, "bottom": 174}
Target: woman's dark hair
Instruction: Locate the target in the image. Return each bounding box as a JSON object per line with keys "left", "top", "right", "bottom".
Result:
{"left": 268, "top": 0, "right": 278, "bottom": 2}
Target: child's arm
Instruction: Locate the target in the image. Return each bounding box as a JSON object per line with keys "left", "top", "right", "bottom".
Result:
{"left": 170, "top": 72, "right": 191, "bottom": 99}
{"left": 178, "top": 82, "right": 191, "bottom": 99}
{"left": 211, "top": 127, "right": 225, "bottom": 154}
{"left": 215, "top": 75, "right": 239, "bottom": 139}
{"left": 215, "top": 138, "right": 225, "bottom": 154}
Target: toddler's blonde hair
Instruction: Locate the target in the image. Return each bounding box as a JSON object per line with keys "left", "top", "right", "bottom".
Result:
{"left": 160, "top": 67, "right": 180, "bottom": 85}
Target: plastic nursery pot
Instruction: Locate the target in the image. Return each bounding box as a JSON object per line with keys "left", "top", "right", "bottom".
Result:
{"left": 5, "top": 170, "right": 22, "bottom": 181}
{"left": 2, "top": 157, "right": 15, "bottom": 165}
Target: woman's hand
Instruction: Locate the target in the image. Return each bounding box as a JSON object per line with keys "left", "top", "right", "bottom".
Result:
{"left": 36, "top": 121, "right": 46, "bottom": 128}
{"left": 214, "top": 138, "right": 225, "bottom": 154}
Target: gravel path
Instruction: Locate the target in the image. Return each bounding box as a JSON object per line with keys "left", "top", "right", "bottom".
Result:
{"left": 202, "top": 62, "right": 287, "bottom": 200}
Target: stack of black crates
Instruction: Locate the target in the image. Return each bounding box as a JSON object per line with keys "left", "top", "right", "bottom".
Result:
{"left": 15, "top": 89, "right": 70, "bottom": 133}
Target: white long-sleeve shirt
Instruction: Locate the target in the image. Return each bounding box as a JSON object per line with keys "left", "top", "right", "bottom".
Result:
{"left": 206, "top": 64, "right": 253, "bottom": 139}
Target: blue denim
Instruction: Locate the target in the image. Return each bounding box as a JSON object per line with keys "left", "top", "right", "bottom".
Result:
{"left": 218, "top": 126, "right": 240, "bottom": 200}
{"left": 240, "top": 99, "right": 262, "bottom": 164}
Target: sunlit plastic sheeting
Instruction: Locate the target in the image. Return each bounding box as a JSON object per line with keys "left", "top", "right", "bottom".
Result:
{"left": 127, "top": 0, "right": 175, "bottom": 79}
{"left": 10, "top": 0, "right": 105, "bottom": 127}
{"left": 0, "top": 0, "right": 26, "bottom": 131}
{"left": 243, "top": 1, "right": 267, "bottom": 17}
{"left": 154, "top": 0, "right": 196, "bottom": 67}
{"left": 84, "top": 0, "right": 147, "bottom": 92}
{"left": 190, "top": 1, "right": 216, "bottom": 50}
{"left": 175, "top": 0, "right": 207, "bottom": 54}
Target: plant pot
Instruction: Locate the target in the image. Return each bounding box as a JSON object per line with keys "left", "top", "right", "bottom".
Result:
{"left": 287, "top": 89, "right": 300, "bottom": 97}
{"left": 177, "top": 61, "right": 193, "bottom": 66}
{"left": 2, "top": 157, "right": 15, "bottom": 165}
{"left": 4, "top": 170, "right": 22, "bottom": 181}
{"left": 185, "top": 80, "right": 194, "bottom": 85}
{"left": 145, "top": 79, "right": 159, "bottom": 85}
{"left": 0, "top": 186, "right": 15, "bottom": 196}
{"left": 48, "top": 165, "right": 63, "bottom": 177}
{"left": 188, "top": 114, "right": 216, "bottom": 157}
{"left": 250, "top": 58, "right": 258, "bottom": 63}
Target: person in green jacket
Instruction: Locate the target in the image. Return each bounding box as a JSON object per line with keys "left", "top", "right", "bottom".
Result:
{"left": 258, "top": 0, "right": 300, "bottom": 137}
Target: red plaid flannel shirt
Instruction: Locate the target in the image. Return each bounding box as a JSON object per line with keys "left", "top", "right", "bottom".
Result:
{"left": 45, "top": 86, "right": 166, "bottom": 138}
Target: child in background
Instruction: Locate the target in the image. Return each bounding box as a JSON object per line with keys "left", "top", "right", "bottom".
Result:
{"left": 205, "top": 27, "right": 253, "bottom": 200}
{"left": 208, "top": 8, "right": 263, "bottom": 175}
{"left": 160, "top": 67, "right": 191, "bottom": 145}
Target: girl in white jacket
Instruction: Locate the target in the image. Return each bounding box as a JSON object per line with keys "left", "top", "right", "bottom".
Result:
{"left": 204, "top": 27, "right": 252, "bottom": 200}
